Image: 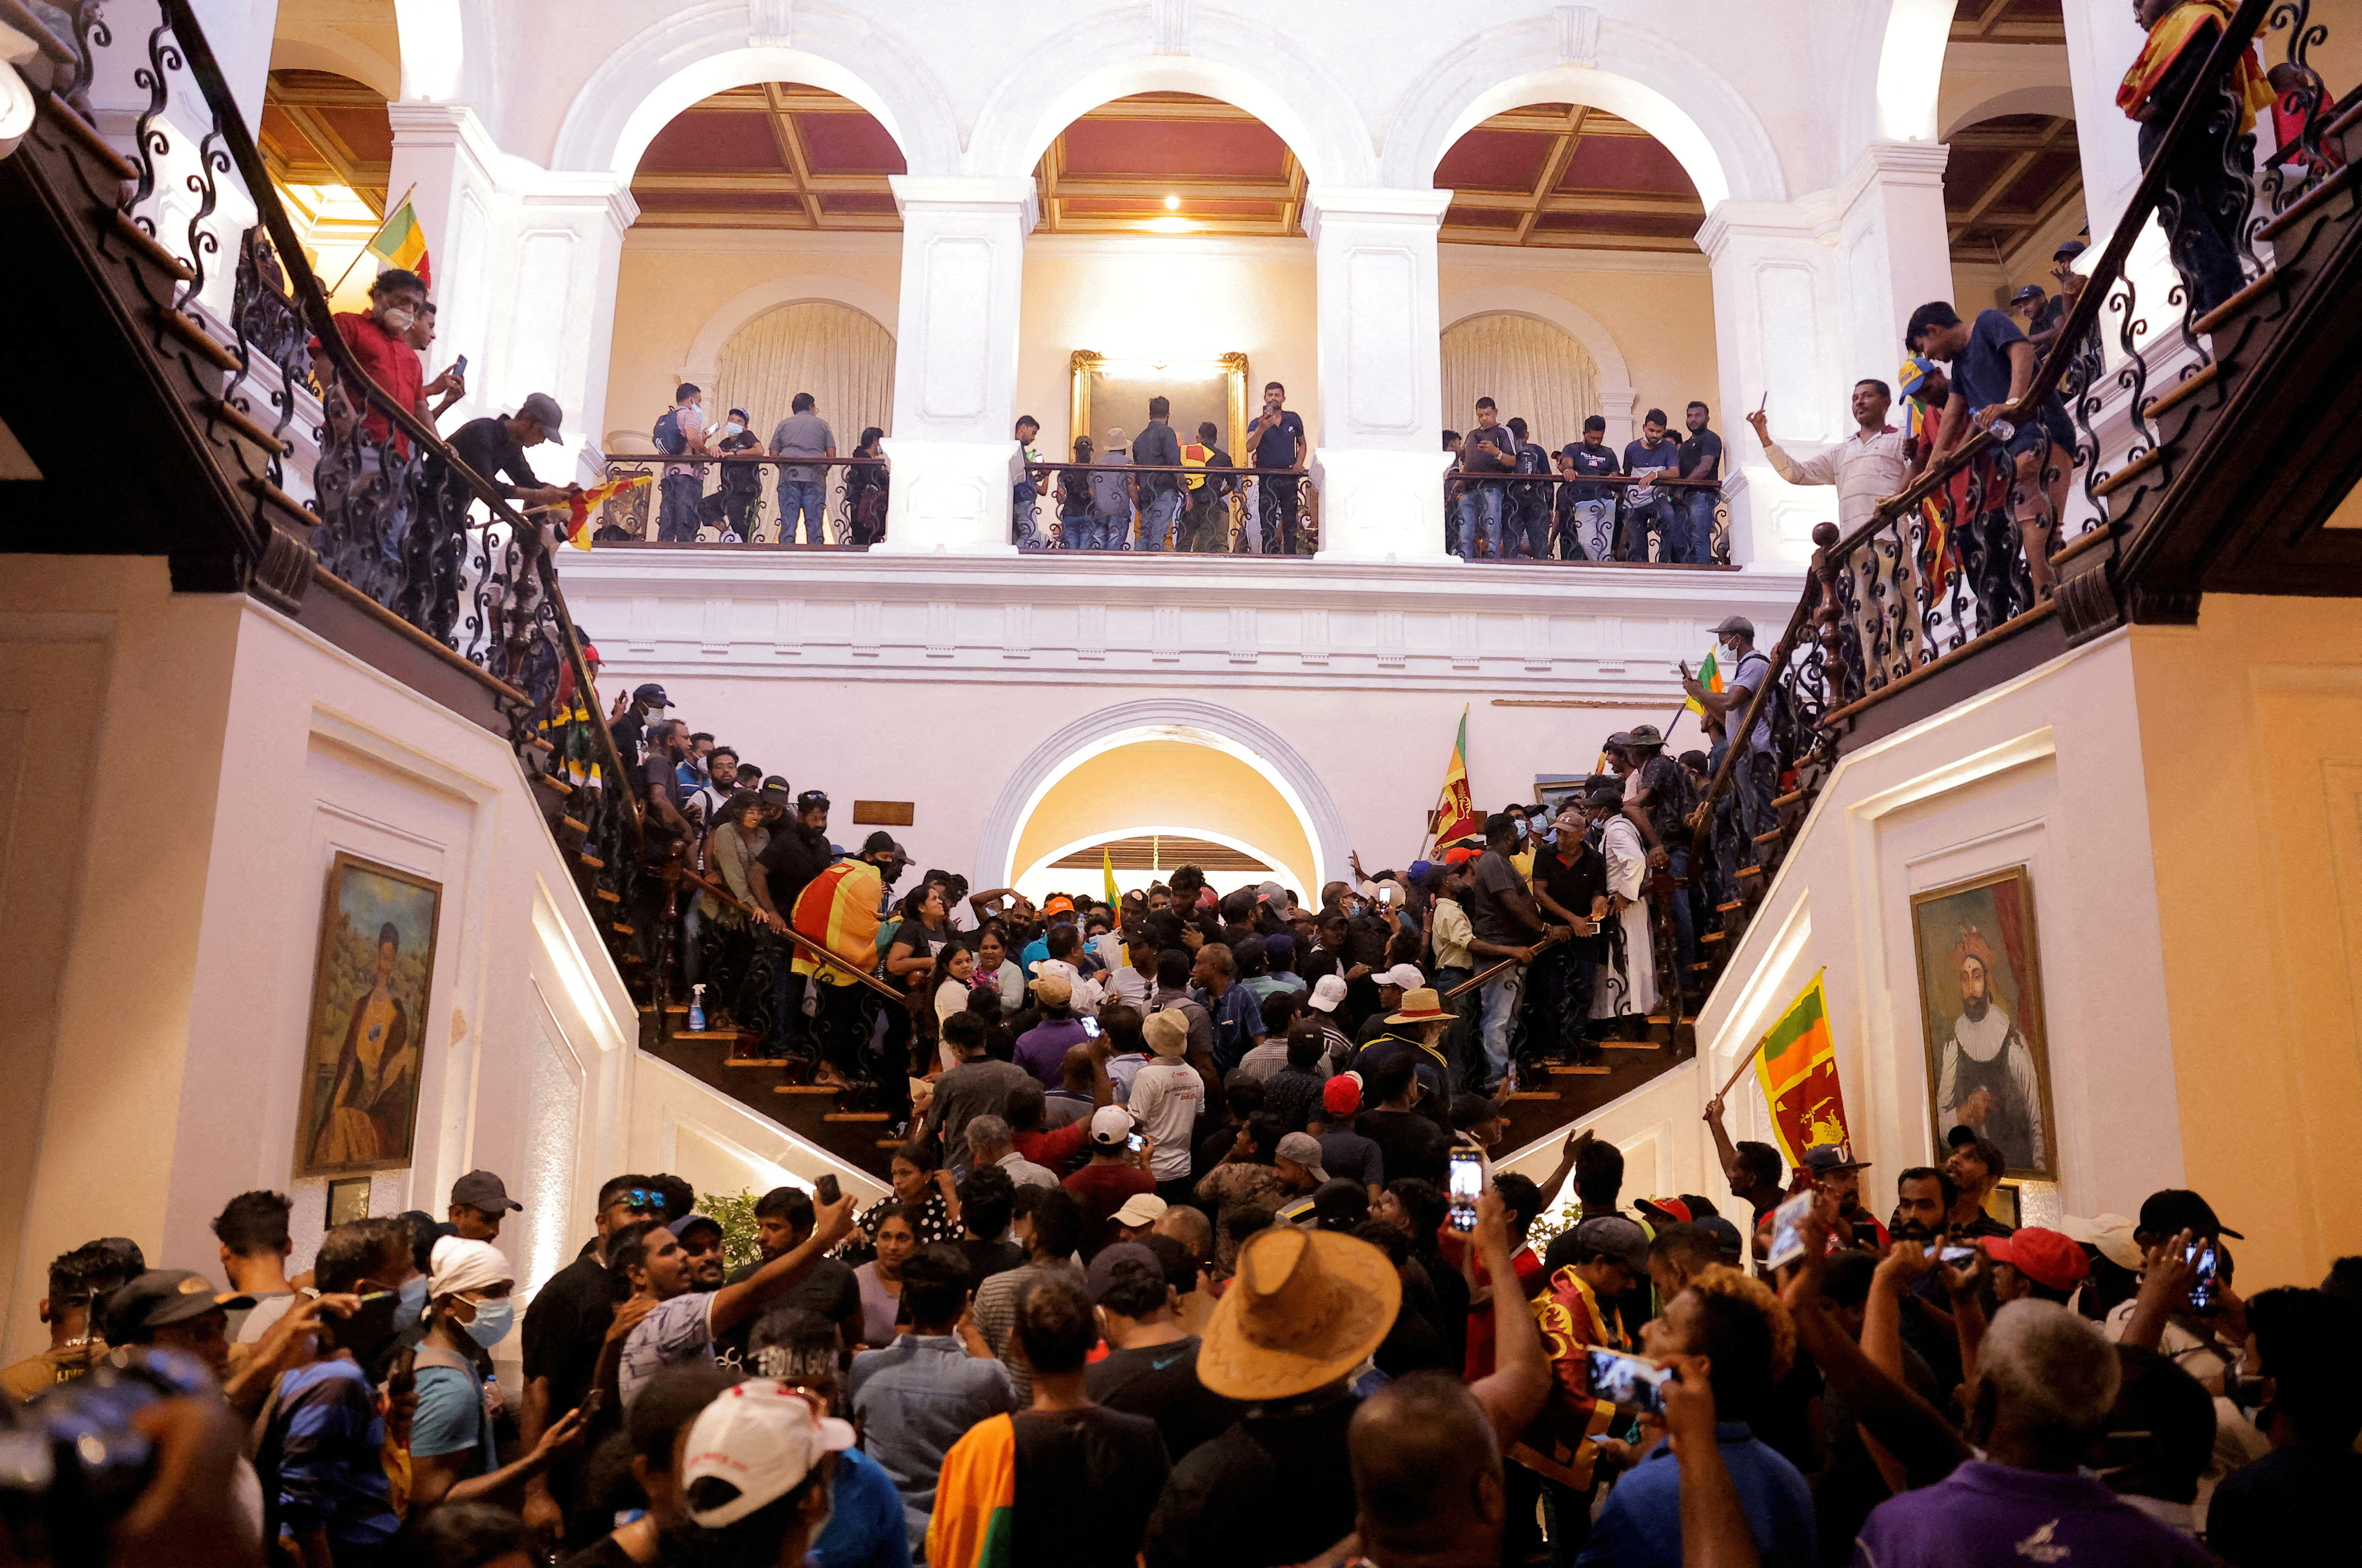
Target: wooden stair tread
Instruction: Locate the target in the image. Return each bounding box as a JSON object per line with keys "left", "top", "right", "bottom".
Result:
{"left": 205, "top": 396, "right": 291, "bottom": 456}
{"left": 670, "top": 1030, "right": 748, "bottom": 1041}
{"left": 1750, "top": 830, "right": 1783, "bottom": 846}
{"left": 1771, "top": 790, "right": 1804, "bottom": 809}
{"left": 2140, "top": 359, "right": 2221, "bottom": 422}
{"left": 1504, "top": 1090, "right": 1562, "bottom": 1101}
{"left": 1738, "top": 865, "right": 1765, "bottom": 878}
{"left": 2192, "top": 265, "right": 2284, "bottom": 336}
{"left": 1601, "top": 1040, "right": 1661, "bottom": 1050}
{"left": 562, "top": 816, "right": 588, "bottom": 833}
{"left": 1716, "top": 900, "right": 1744, "bottom": 913}
{"left": 111, "top": 210, "right": 194, "bottom": 280}
{"left": 2091, "top": 445, "right": 2168, "bottom": 501}
{"left": 1701, "top": 930, "right": 1727, "bottom": 945}
{"left": 877, "top": 1139, "right": 908, "bottom": 1149}
{"left": 1547, "top": 1064, "right": 1614, "bottom": 1075}
{"left": 610, "top": 923, "right": 635, "bottom": 936}
{"left": 535, "top": 773, "right": 572, "bottom": 793}
{"left": 2257, "top": 162, "right": 2359, "bottom": 243}
{"left": 774, "top": 1085, "right": 840, "bottom": 1095}
{"left": 594, "top": 888, "right": 621, "bottom": 902}
{"left": 823, "top": 1112, "right": 891, "bottom": 1122}
{"left": 582, "top": 854, "right": 607, "bottom": 870}
{"left": 154, "top": 304, "right": 239, "bottom": 372}
{"left": 528, "top": 736, "right": 555, "bottom": 754}
{"left": 724, "top": 1057, "right": 791, "bottom": 1067}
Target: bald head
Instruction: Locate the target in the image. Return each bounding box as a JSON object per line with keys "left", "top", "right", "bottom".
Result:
{"left": 1350, "top": 1370, "right": 1504, "bottom": 1567}
{"left": 1153, "top": 1203, "right": 1211, "bottom": 1262}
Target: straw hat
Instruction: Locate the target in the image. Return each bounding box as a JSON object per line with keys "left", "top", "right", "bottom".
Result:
{"left": 1197, "top": 1226, "right": 1400, "bottom": 1401}
{"left": 1385, "top": 987, "right": 1455, "bottom": 1025}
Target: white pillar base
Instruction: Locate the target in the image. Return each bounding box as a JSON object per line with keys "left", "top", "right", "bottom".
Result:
{"left": 1310, "top": 447, "right": 1460, "bottom": 566}
{"left": 871, "top": 437, "right": 1021, "bottom": 556}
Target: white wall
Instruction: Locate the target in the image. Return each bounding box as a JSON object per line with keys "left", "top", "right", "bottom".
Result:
{"left": 1693, "top": 630, "right": 2181, "bottom": 1228}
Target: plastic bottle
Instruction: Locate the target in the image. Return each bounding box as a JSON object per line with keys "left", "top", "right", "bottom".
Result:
{"left": 688, "top": 984, "right": 706, "bottom": 1033}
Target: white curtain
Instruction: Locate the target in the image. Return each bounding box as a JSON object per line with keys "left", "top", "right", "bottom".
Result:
{"left": 714, "top": 301, "right": 896, "bottom": 449}
{"left": 1441, "top": 313, "right": 1600, "bottom": 454}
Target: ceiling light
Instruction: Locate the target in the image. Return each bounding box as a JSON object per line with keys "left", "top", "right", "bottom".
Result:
{"left": 1145, "top": 216, "right": 1195, "bottom": 234}
{"left": 1164, "top": 194, "right": 1180, "bottom": 210}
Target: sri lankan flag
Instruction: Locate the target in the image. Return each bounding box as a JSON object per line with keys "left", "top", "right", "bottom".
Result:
{"left": 1430, "top": 706, "right": 1480, "bottom": 845}
{"left": 564, "top": 473, "right": 653, "bottom": 549}
{"left": 1684, "top": 644, "right": 1724, "bottom": 717}
{"left": 364, "top": 197, "right": 431, "bottom": 285}
{"left": 1102, "top": 849, "right": 1121, "bottom": 907}
{"left": 1753, "top": 969, "right": 1853, "bottom": 1166}
{"left": 788, "top": 859, "right": 882, "bottom": 987}
{"left": 2117, "top": 0, "right": 2270, "bottom": 131}
{"left": 927, "top": 1413, "right": 1017, "bottom": 1568}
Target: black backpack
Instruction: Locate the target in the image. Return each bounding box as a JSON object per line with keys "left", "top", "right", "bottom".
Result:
{"left": 652, "top": 407, "right": 687, "bottom": 456}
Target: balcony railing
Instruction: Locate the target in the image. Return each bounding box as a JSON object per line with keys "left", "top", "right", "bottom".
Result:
{"left": 36, "top": 0, "right": 651, "bottom": 966}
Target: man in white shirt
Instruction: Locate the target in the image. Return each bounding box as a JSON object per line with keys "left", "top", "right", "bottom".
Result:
{"left": 1749, "top": 380, "right": 1920, "bottom": 681}
{"left": 1125, "top": 1011, "right": 1206, "bottom": 1208}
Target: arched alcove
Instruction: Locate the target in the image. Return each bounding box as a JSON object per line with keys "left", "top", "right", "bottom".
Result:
{"left": 1440, "top": 313, "right": 1601, "bottom": 458}
{"left": 711, "top": 301, "right": 895, "bottom": 454}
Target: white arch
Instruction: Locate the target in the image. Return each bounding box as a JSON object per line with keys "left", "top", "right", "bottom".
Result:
{"left": 1871, "top": 0, "right": 1960, "bottom": 145}
{"left": 1440, "top": 286, "right": 1641, "bottom": 446}
{"left": 1382, "top": 18, "right": 1786, "bottom": 207}
{"left": 1016, "top": 825, "right": 1308, "bottom": 905}
{"left": 678, "top": 273, "right": 900, "bottom": 384}
{"left": 1939, "top": 83, "right": 2076, "bottom": 140}
{"left": 549, "top": 3, "right": 961, "bottom": 177}
{"left": 975, "top": 700, "right": 1352, "bottom": 896}
{"left": 965, "top": 7, "right": 1376, "bottom": 185}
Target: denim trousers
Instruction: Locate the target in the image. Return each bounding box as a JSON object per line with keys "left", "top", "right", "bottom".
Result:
{"left": 1060, "top": 511, "right": 1102, "bottom": 550}
{"left": 1676, "top": 489, "right": 1720, "bottom": 564}
{"left": 1476, "top": 963, "right": 1524, "bottom": 1089}
{"left": 1735, "top": 747, "right": 1778, "bottom": 844}
{"left": 776, "top": 479, "right": 827, "bottom": 543}
{"left": 1619, "top": 496, "right": 1671, "bottom": 561}
{"left": 1455, "top": 486, "right": 1504, "bottom": 559}
{"left": 657, "top": 474, "right": 703, "bottom": 542}
{"left": 1137, "top": 487, "right": 1183, "bottom": 552}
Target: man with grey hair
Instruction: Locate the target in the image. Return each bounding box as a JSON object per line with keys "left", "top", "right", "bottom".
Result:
{"left": 1851, "top": 1299, "right": 2214, "bottom": 1565}
{"left": 966, "top": 1115, "right": 1055, "bottom": 1190}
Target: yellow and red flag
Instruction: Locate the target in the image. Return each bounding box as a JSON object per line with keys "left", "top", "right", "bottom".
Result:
{"left": 1102, "top": 849, "right": 1121, "bottom": 908}
{"left": 788, "top": 859, "right": 883, "bottom": 986}
{"left": 2117, "top": 0, "right": 2270, "bottom": 131}
{"left": 1753, "top": 969, "right": 1853, "bottom": 1166}
{"left": 1430, "top": 707, "right": 1479, "bottom": 846}
{"left": 564, "top": 473, "right": 653, "bottom": 549}
{"left": 363, "top": 196, "right": 432, "bottom": 285}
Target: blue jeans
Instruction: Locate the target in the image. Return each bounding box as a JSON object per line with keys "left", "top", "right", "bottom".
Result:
{"left": 1666, "top": 844, "right": 1697, "bottom": 977}
{"left": 1676, "top": 490, "right": 1720, "bottom": 564}
{"left": 1138, "top": 488, "right": 1183, "bottom": 551}
{"left": 1455, "top": 486, "right": 1504, "bottom": 559}
{"left": 1476, "top": 964, "right": 1524, "bottom": 1090}
{"left": 1736, "top": 747, "right": 1777, "bottom": 845}
{"left": 657, "top": 474, "right": 702, "bottom": 542}
{"left": 776, "top": 479, "right": 827, "bottom": 543}
{"left": 1059, "top": 510, "right": 1101, "bottom": 549}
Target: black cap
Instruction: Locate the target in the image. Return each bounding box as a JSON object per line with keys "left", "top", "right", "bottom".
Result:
{"left": 633, "top": 682, "right": 672, "bottom": 708}
{"left": 450, "top": 1169, "right": 522, "bottom": 1213}
{"left": 1802, "top": 1145, "right": 1869, "bottom": 1173}
{"left": 797, "top": 789, "right": 831, "bottom": 812}
{"left": 105, "top": 1270, "right": 251, "bottom": 1338}
{"left": 1945, "top": 1124, "right": 1980, "bottom": 1148}
{"left": 860, "top": 830, "right": 900, "bottom": 857}
{"left": 2012, "top": 284, "right": 2045, "bottom": 303}
{"left": 2138, "top": 1189, "right": 2242, "bottom": 1240}
{"left": 2055, "top": 238, "right": 2087, "bottom": 259}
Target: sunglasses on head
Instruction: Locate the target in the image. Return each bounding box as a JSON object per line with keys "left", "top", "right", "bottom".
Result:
{"left": 609, "top": 1188, "right": 666, "bottom": 1215}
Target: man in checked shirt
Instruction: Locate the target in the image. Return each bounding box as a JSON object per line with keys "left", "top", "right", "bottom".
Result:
{"left": 1749, "top": 380, "right": 1918, "bottom": 681}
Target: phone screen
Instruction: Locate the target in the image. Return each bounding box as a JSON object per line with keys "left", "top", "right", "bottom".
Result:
{"left": 1583, "top": 1348, "right": 1668, "bottom": 1415}
{"left": 450, "top": 353, "right": 468, "bottom": 378}
{"left": 1126, "top": 1132, "right": 1144, "bottom": 1154}
{"left": 2187, "top": 1241, "right": 2220, "bottom": 1313}
{"left": 1446, "top": 1149, "right": 1483, "bottom": 1232}
{"left": 1766, "top": 1190, "right": 1813, "bottom": 1270}
{"left": 1080, "top": 1016, "right": 1100, "bottom": 1039}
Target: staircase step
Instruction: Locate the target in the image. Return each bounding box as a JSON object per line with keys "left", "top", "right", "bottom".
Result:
{"left": 2256, "top": 162, "right": 2359, "bottom": 243}
{"left": 1547, "top": 1064, "right": 1614, "bottom": 1075}
{"left": 1691, "top": 962, "right": 1712, "bottom": 973}
{"left": 595, "top": 888, "right": 620, "bottom": 903}
{"left": 670, "top": 1030, "right": 747, "bottom": 1041}
{"left": 775, "top": 1085, "right": 839, "bottom": 1095}
{"left": 1738, "top": 865, "right": 1765, "bottom": 879}
{"left": 154, "top": 304, "right": 239, "bottom": 372}
{"left": 726, "top": 1057, "right": 791, "bottom": 1067}
{"left": 611, "top": 923, "right": 635, "bottom": 936}
{"left": 241, "top": 475, "right": 317, "bottom": 527}
{"left": 582, "top": 854, "right": 607, "bottom": 870}
{"left": 1716, "top": 900, "right": 1744, "bottom": 914}
{"left": 1750, "top": 830, "right": 1783, "bottom": 847}
{"left": 823, "top": 1112, "right": 891, "bottom": 1123}
{"left": 109, "top": 212, "right": 193, "bottom": 281}
{"left": 1772, "top": 790, "right": 1804, "bottom": 810}
{"left": 2193, "top": 266, "right": 2285, "bottom": 336}
{"left": 50, "top": 100, "right": 140, "bottom": 181}
{"left": 529, "top": 736, "right": 555, "bottom": 754}
{"left": 1701, "top": 930, "right": 1726, "bottom": 945}
{"left": 205, "top": 396, "right": 289, "bottom": 456}
{"left": 535, "top": 773, "right": 572, "bottom": 794}
{"left": 1504, "top": 1090, "right": 1561, "bottom": 1101}
{"left": 2092, "top": 444, "right": 2168, "bottom": 501}
{"left": 562, "top": 816, "right": 588, "bottom": 833}
{"left": 1602, "top": 1040, "right": 1662, "bottom": 1051}
{"left": 877, "top": 1139, "right": 908, "bottom": 1149}
{"left": 2140, "top": 359, "right": 2222, "bottom": 422}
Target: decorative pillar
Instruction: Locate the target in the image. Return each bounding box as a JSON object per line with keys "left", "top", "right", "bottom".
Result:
{"left": 183, "top": 0, "right": 279, "bottom": 130}
{"left": 387, "top": 104, "right": 636, "bottom": 481}
{"left": 2061, "top": 0, "right": 2152, "bottom": 241}
{"left": 1835, "top": 142, "right": 1954, "bottom": 378}
{"left": 873, "top": 176, "right": 1035, "bottom": 556}
{"left": 1303, "top": 186, "right": 1457, "bottom": 565}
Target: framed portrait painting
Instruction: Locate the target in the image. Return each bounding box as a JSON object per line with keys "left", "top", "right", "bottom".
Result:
{"left": 295, "top": 853, "right": 442, "bottom": 1178}
{"left": 1909, "top": 865, "right": 2058, "bottom": 1179}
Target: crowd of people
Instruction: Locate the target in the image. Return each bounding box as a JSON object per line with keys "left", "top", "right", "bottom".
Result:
{"left": 11, "top": 1089, "right": 2351, "bottom": 1568}
{"left": 1442, "top": 400, "right": 1727, "bottom": 566}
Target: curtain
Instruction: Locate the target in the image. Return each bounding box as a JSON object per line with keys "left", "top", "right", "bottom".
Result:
{"left": 1440, "top": 313, "right": 1600, "bottom": 455}
{"left": 714, "top": 300, "right": 896, "bottom": 450}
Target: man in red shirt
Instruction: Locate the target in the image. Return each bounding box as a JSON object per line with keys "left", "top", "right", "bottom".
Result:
{"left": 310, "top": 268, "right": 428, "bottom": 453}
{"left": 1062, "top": 1106, "right": 1155, "bottom": 1259}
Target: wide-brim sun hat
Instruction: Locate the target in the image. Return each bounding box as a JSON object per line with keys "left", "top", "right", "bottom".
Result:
{"left": 1385, "top": 987, "right": 1455, "bottom": 1025}
{"left": 1197, "top": 1226, "right": 1399, "bottom": 1401}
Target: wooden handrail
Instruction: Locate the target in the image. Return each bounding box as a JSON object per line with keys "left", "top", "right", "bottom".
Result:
{"left": 675, "top": 865, "right": 908, "bottom": 1008}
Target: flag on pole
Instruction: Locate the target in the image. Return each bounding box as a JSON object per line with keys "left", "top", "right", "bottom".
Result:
{"left": 1102, "top": 850, "right": 1121, "bottom": 908}
{"left": 564, "top": 473, "right": 653, "bottom": 549}
{"left": 363, "top": 197, "right": 431, "bottom": 285}
{"left": 1429, "top": 707, "right": 1479, "bottom": 845}
{"left": 1683, "top": 645, "right": 1724, "bottom": 717}
{"left": 1752, "top": 969, "right": 1854, "bottom": 1166}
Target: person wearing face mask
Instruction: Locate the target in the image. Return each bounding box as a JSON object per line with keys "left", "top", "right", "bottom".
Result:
{"left": 310, "top": 267, "right": 429, "bottom": 455}
{"left": 409, "top": 1237, "right": 590, "bottom": 1512}
{"left": 712, "top": 406, "right": 764, "bottom": 542}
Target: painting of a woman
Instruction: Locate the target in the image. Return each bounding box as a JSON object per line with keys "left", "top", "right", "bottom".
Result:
{"left": 298, "top": 856, "right": 441, "bottom": 1176}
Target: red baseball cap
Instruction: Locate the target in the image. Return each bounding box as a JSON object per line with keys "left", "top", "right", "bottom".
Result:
{"left": 1322, "top": 1074, "right": 1363, "bottom": 1117}
{"left": 1985, "top": 1227, "right": 2089, "bottom": 1293}
{"left": 1636, "top": 1196, "right": 1693, "bottom": 1227}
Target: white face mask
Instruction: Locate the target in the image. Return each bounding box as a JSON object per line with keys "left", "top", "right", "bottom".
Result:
{"left": 381, "top": 307, "right": 416, "bottom": 333}
{"left": 725, "top": 422, "right": 746, "bottom": 437}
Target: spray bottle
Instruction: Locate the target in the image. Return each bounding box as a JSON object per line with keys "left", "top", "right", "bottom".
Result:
{"left": 688, "top": 983, "right": 706, "bottom": 1033}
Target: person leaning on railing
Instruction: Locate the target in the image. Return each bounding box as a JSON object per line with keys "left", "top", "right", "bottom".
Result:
{"left": 442, "top": 393, "right": 578, "bottom": 514}
{"left": 307, "top": 266, "right": 431, "bottom": 457}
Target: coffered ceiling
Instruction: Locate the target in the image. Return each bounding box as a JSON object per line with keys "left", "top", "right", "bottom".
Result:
{"left": 1943, "top": 112, "right": 2084, "bottom": 264}
{"left": 260, "top": 67, "right": 392, "bottom": 214}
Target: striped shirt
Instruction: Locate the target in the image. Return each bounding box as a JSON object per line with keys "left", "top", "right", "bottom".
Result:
{"left": 1759, "top": 426, "right": 1913, "bottom": 535}
{"left": 272, "top": 1358, "right": 398, "bottom": 1546}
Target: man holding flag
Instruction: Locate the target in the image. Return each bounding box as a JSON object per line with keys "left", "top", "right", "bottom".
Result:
{"left": 309, "top": 267, "right": 431, "bottom": 452}
{"left": 1706, "top": 969, "right": 1886, "bottom": 1253}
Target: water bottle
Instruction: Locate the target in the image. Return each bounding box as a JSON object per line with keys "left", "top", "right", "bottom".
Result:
{"left": 688, "top": 984, "right": 706, "bottom": 1033}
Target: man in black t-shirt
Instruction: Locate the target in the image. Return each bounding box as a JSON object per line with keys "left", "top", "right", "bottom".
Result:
{"left": 1528, "top": 816, "right": 1609, "bottom": 1064}
{"left": 1558, "top": 416, "right": 1620, "bottom": 561}
{"left": 1247, "top": 380, "right": 1308, "bottom": 555}
{"left": 1623, "top": 723, "right": 1699, "bottom": 982}
{"left": 749, "top": 788, "right": 834, "bottom": 1054}
{"left": 1672, "top": 401, "right": 1723, "bottom": 565}
{"left": 711, "top": 406, "right": 763, "bottom": 542}
{"left": 1354, "top": 1054, "right": 1448, "bottom": 1190}
{"left": 1505, "top": 416, "right": 1553, "bottom": 559}
{"left": 641, "top": 719, "right": 694, "bottom": 848}
{"left": 608, "top": 682, "right": 669, "bottom": 776}
{"left": 1083, "top": 1243, "right": 1241, "bottom": 1465}
{"left": 443, "top": 393, "right": 574, "bottom": 510}
{"left": 1455, "top": 400, "right": 1516, "bottom": 560}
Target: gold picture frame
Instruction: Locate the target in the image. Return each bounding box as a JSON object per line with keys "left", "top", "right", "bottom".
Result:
{"left": 1908, "top": 865, "right": 2059, "bottom": 1180}
{"left": 1070, "top": 350, "right": 1249, "bottom": 461}
{"left": 296, "top": 852, "right": 443, "bottom": 1178}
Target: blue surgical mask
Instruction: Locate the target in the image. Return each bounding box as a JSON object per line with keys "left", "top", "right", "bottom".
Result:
{"left": 1515, "top": 819, "right": 1529, "bottom": 840}
{"left": 462, "top": 1299, "right": 516, "bottom": 1348}
{"left": 725, "top": 422, "right": 746, "bottom": 437}
{"left": 396, "top": 1274, "right": 429, "bottom": 1333}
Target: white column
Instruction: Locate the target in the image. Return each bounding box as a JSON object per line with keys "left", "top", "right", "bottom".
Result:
{"left": 1303, "top": 186, "right": 1456, "bottom": 565}
{"left": 387, "top": 104, "right": 636, "bottom": 481}
{"left": 1835, "top": 142, "right": 1955, "bottom": 374}
{"left": 873, "top": 176, "right": 1034, "bottom": 556}
{"left": 184, "top": 0, "right": 279, "bottom": 130}
{"left": 2061, "top": 0, "right": 2152, "bottom": 241}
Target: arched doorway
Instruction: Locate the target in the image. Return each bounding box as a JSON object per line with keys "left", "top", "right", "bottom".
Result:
{"left": 978, "top": 701, "right": 1350, "bottom": 900}
{"left": 1440, "top": 311, "right": 1603, "bottom": 460}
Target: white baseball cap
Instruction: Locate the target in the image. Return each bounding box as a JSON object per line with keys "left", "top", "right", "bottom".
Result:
{"left": 1375, "top": 963, "right": 1426, "bottom": 991}
{"left": 1090, "top": 1105, "right": 1135, "bottom": 1148}
{"left": 1308, "top": 975, "right": 1348, "bottom": 1014}
{"left": 680, "top": 1380, "right": 855, "bottom": 1527}
{"left": 2060, "top": 1212, "right": 2142, "bottom": 1273}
